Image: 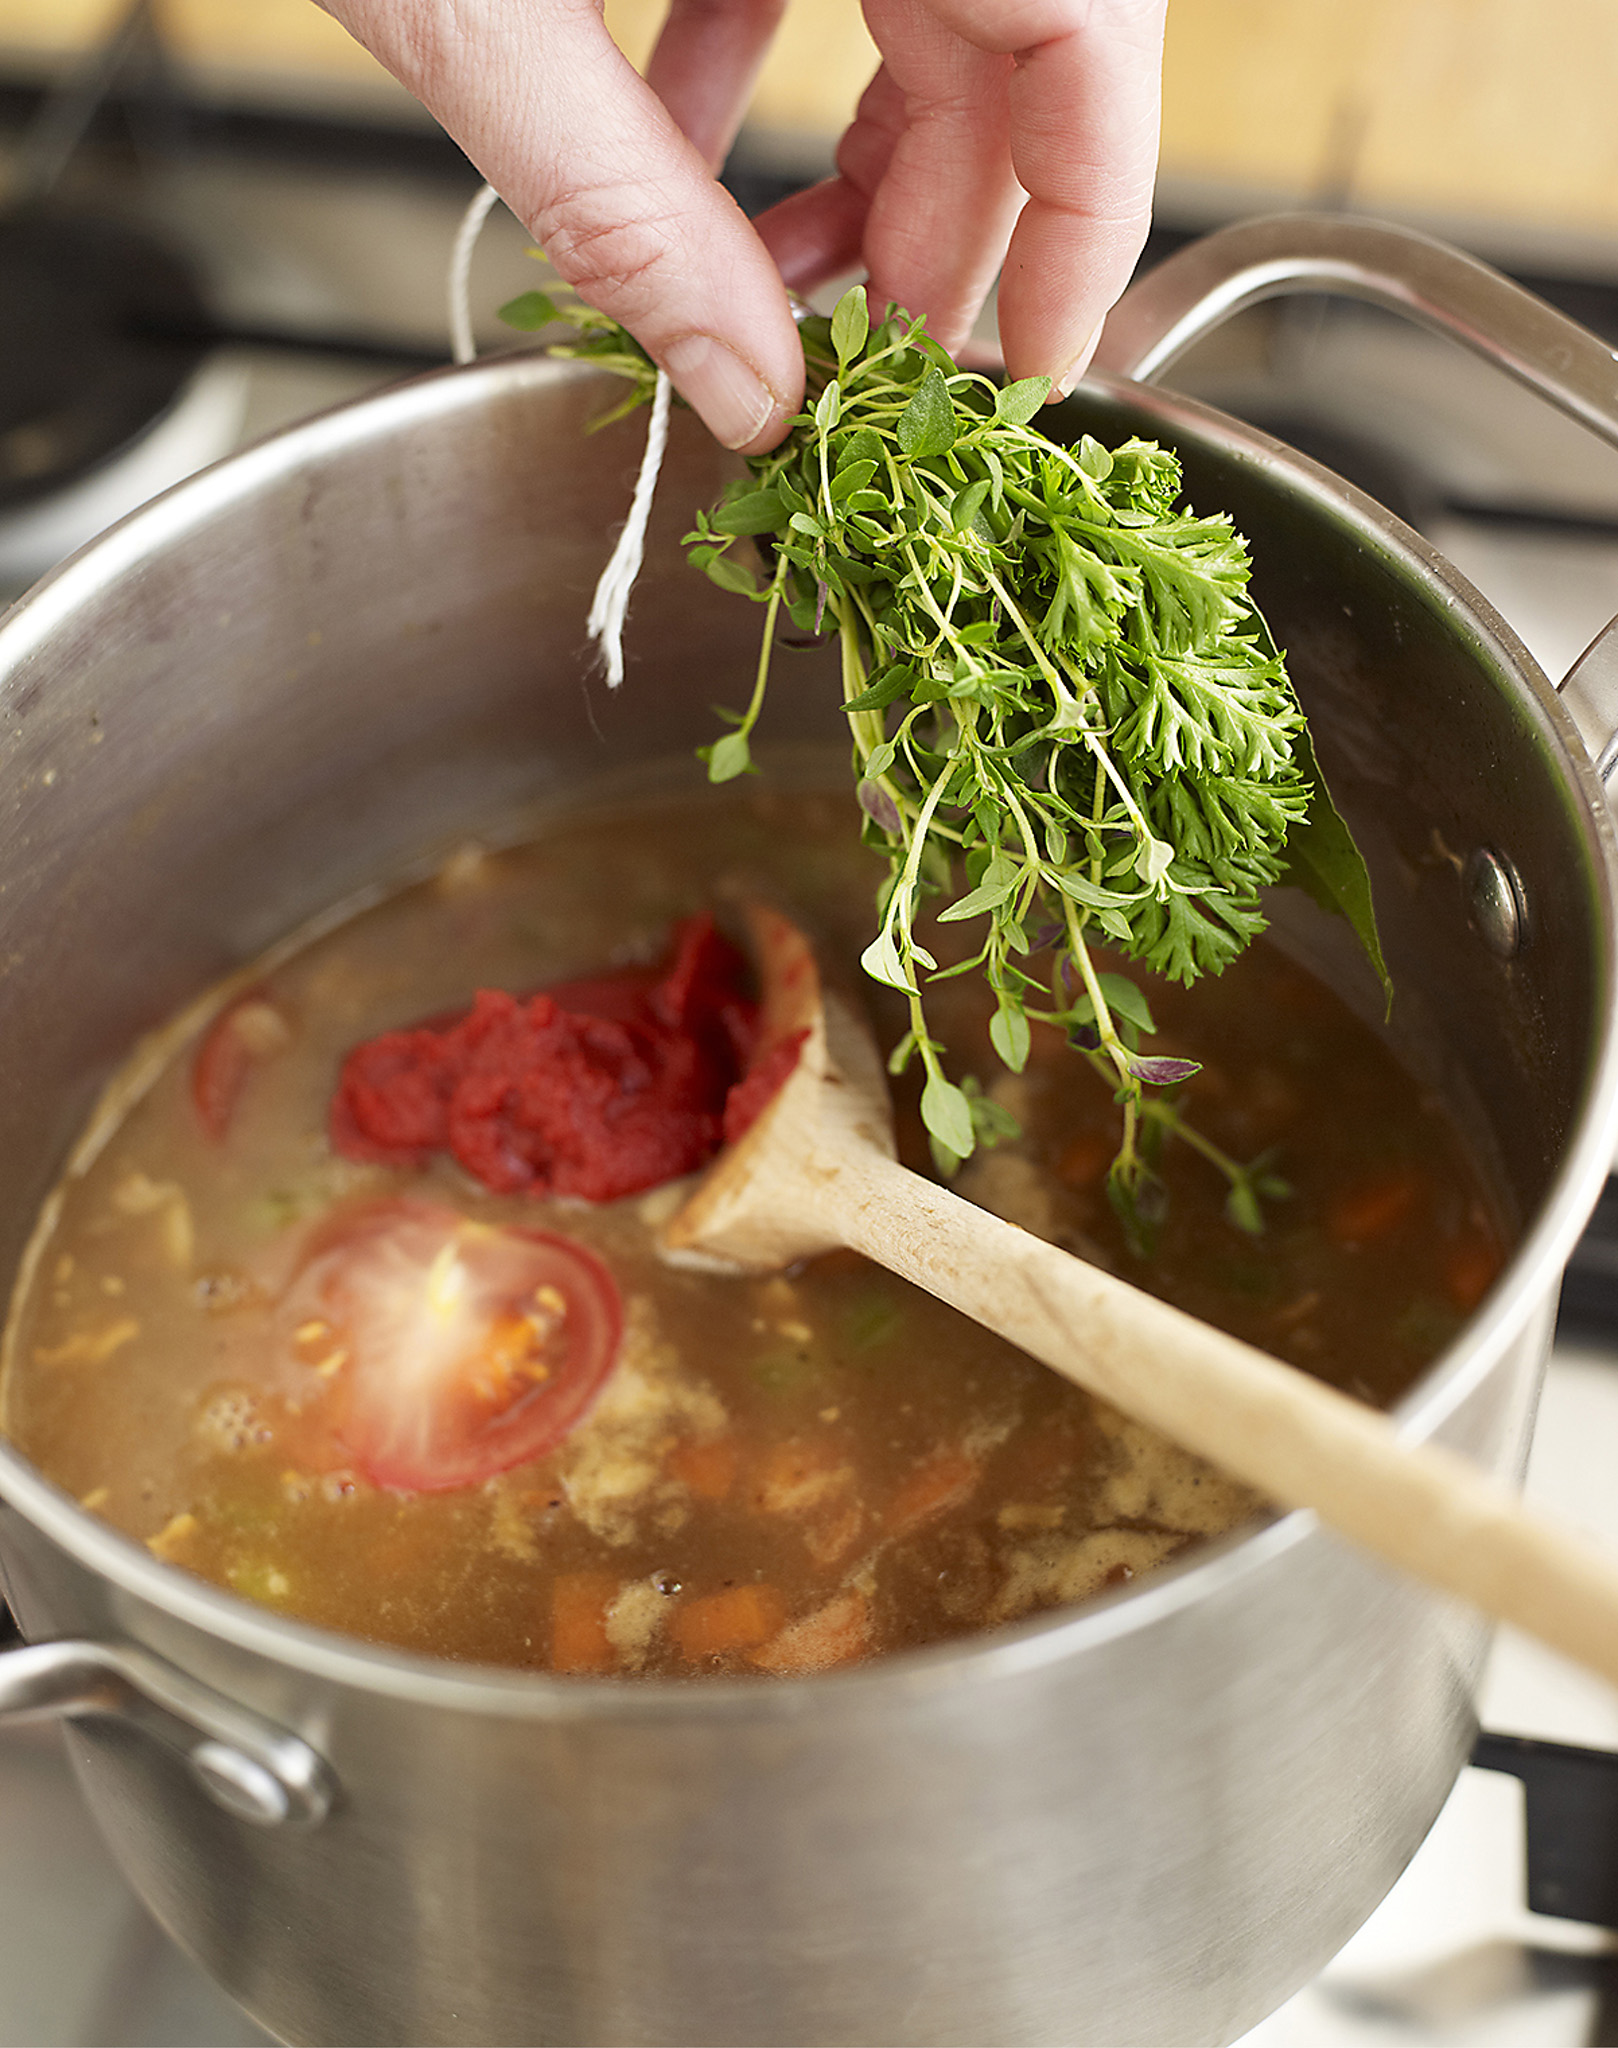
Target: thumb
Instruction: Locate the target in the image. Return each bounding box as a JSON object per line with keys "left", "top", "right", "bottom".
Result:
{"left": 322, "top": 0, "right": 804, "bottom": 453}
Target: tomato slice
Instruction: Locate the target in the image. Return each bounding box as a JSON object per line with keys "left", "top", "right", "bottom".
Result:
{"left": 192, "top": 990, "right": 289, "bottom": 1140}
{"left": 283, "top": 1199, "right": 622, "bottom": 1492}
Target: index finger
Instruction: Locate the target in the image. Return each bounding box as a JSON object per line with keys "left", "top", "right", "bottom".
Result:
{"left": 319, "top": 0, "right": 804, "bottom": 452}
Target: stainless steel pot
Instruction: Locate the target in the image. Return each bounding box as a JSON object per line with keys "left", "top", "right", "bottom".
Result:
{"left": 0, "top": 216, "right": 1616, "bottom": 2048}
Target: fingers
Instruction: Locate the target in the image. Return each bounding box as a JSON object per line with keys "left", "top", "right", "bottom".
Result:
{"left": 753, "top": 175, "right": 871, "bottom": 296}
{"left": 755, "top": 33, "right": 1022, "bottom": 358}
{"left": 841, "top": 2, "right": 1026, "bottom": 358}
{"left": 758, "top": 0, "right": 1164, "bottom": 385}
{"left": 319, "top": 0, "right": 802, "bottom": 453}
{"left": 992, "top": 0, "right": 1168, "bottom": 391}
{"left": 645, "top": 0, "right": 789, "bottom": 172}
{"left": 752, "top": 65, "right": 904, "bottom": 294}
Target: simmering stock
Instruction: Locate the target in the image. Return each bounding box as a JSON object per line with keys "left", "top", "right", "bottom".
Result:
{"left": 1, "top": 784, "right": 1506, "bottom": 1678}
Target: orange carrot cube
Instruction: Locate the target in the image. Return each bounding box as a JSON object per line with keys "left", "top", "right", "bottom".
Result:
{"left": 668, "top": 1436, "right": 739, "bottom": 1501}
{"left": 673, "top": 1584, "right": 788, "bottom": 1660}
{"left": 551, "top": 1571, "right": 619, "bottom": 1674}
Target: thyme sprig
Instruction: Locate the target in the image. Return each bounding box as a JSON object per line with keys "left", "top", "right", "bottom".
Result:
{"left": 504, "top": 283, "right": 1387, "bottom": 1253}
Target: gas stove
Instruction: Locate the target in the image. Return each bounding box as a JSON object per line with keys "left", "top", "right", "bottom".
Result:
{"left": 2, "top": 59, "right": 1618, "bottom": 2048}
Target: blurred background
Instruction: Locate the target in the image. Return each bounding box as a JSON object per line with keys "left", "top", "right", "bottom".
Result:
{"left": 6, "top": 0, "right": 1618, "bottom": 248}
{"left": 2, "top": 0, "right": 1618, "bottom": 609}
{"left": 2, "top": 0, "right": 1618, "bottom": 626}
{"left": 1, "top": 5, "right": 1617, "bottom": 2045}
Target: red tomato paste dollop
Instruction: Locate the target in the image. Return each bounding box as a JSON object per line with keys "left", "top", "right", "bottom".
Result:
{"left": 330, "top": 915, "right": 765, "bottom": 1202}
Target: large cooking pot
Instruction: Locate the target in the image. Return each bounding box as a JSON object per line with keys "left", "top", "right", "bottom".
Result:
{"left": 0, "top": 216, "right": 1615, "bottom": 2048}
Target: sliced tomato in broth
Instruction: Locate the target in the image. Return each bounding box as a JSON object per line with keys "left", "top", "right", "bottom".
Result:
{"left": 193, "top": 989, "right": 279, "bottom": 1140}
{"left": 284, "top": 1199, "right": 622, "bottom": 1492}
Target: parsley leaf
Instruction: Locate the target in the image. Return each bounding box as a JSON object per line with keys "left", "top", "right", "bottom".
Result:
{"left": 520, "top": 286, "right": 1387, "bottom": 1248}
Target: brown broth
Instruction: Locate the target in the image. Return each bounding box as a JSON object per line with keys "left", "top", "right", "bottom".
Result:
{"left": 0, "top": 783, "right": 1507, "bottom": 1677}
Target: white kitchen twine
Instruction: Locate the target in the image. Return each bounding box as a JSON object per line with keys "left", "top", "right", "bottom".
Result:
{"left": 447, "top": 180, "right": 500, "bottom": 367}
{"left": 450, "top": 179, "right": 671, "bottom": 689}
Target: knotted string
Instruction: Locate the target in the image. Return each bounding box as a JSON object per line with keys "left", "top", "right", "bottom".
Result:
{"left": 447, "top": 180, "right": 499, "bottom": 366}
{"left": 584, "top": 369, "right": 671, "bottom": 687}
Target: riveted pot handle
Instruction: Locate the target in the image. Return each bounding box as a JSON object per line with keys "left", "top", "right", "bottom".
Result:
{"left": 0, "top": 1636, "right": 334, "bottom": 1827}
{"left": 1097, "top": 213, "right": 1618, "bottom": 771}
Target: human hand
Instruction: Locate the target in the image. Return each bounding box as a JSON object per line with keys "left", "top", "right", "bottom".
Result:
{"left": 318, "top": 0, "right": 1166, "bottom": 450}
{"left": 757, "top": 1, "right": 1167, "bottom": 394}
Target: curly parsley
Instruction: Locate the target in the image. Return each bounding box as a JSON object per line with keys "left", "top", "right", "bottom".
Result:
{"left": 505, "top": 283, "right": 1387, "bottom": 1253}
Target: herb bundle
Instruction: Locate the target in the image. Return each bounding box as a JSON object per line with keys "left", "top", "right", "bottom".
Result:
{"left": 503, "top": 284, "right": 1386, "bottom": 1252}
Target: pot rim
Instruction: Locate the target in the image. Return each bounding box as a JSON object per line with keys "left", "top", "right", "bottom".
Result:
{"left": 1, "top": 349, "right": 1615, "bottom": 1720}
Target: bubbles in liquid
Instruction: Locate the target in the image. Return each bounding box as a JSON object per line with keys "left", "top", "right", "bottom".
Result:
{"left": 195, "top": 1387, "right": 261, "bottom": 1454}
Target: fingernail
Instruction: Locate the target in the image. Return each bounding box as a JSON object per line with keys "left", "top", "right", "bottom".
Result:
{"left": 1052, "top": 323, "right": 1104, "bottom": 401}
{"left": 662, "top": 335, "right": 777, "bottom": 450}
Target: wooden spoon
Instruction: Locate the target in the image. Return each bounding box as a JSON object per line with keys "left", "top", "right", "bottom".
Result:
{"left": 666, "top": 904, "right": 1618, "bottom": 1688}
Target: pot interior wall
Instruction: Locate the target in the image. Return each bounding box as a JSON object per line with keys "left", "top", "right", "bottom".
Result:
{"left": 0, "top": 357, "right": 1606, "bottom": 1312}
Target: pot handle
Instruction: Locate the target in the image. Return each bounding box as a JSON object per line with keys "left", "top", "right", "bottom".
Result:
{"left": 0, "top": 1634, "right": 333, "bottom": 1827}
{"left": 1095, "top": 213, "right": 1618, "bottom": 770}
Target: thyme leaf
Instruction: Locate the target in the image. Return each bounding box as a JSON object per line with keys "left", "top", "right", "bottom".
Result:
{"left": 518, "top": 288, "right": 1388, "bottom": 1249}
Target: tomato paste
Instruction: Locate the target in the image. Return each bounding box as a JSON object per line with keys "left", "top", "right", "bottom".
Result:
{"left": 331, "top": 916, "right": 763, "bottom": 1202}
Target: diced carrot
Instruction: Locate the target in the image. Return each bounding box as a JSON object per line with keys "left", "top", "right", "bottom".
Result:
{"left": 1444, "top": 1233, "right": 1502, "bottom": 1313}
{"left": 1325, "top": 1165, "right": 1427, "bottom": 1247}
{"left": 551, "top": 1571, "right": 619, "bottom": 1674}
{"left": 754, "top": 1439, "right": 851, "bottom": 1517}
{"left": 887, "top": 1451, "right": 979, "bottom": 1537}
{"left": 1056, "top": 1130, "right": 1112, "bottom": 1189}
{"left": 751, "top": 1591, "right": 873, "bottom": 1676}
{"left": 673, "top": 1584, "right": 788, "bottom": 1660}
{"left": 668, "top": 1435, "right": 739, "bottom": 1501}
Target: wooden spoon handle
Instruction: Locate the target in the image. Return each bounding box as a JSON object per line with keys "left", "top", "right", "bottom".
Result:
{"left": 827, "top": 1145, "right": 1618, "bottom": 1687}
